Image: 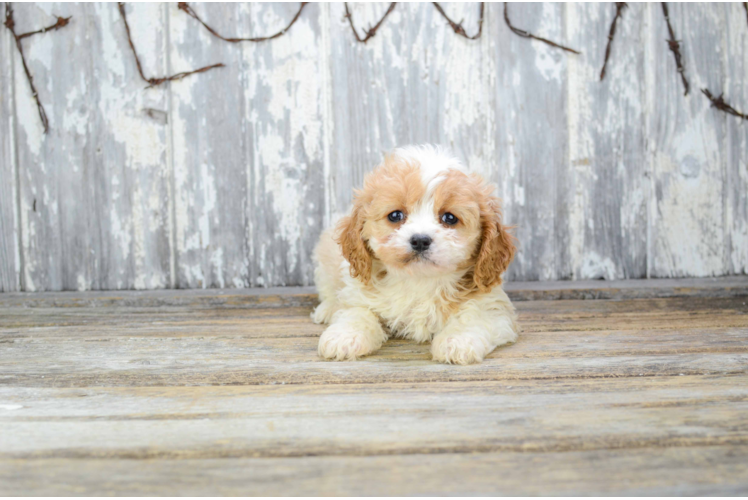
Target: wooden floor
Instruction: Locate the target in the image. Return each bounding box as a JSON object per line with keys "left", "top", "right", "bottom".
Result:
{"left": 1, "top": 278, "right": 748, "bottom": 496}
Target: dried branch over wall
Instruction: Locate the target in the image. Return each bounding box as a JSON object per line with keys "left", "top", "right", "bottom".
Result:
{"left": 433, "top": 2, "right": 484, "bottom": 40}
{"left": 118, "top": 2, "right": 224, "bottom": 88}
{"left": 702, "top": 89, "right": 748, "bottom": 120}
{"left": 178, "top": 2, "right": 308, "bottom": 43}
{"left": 503, "top": 3, "right": 580, "bottom": 54}
{"left": 4, "top": 2, "right": 71, "bottom": 133}
{"left": 344, "top": 2, "right": 397, "bottom": 43}
{"left": 600, "top": 2, "right": 627, "bottom": 81}
{"left": 5, "top": 2, "right": 747, "bottom": 137}
{"left": 661, "top": 2, "right": 689, "bottom": 96}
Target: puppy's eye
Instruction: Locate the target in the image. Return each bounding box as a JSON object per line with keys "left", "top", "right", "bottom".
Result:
{"left": 388, "top": 210, "right": 405, "bottom": 223}
{"left": 441, "top": 212, "right": 459, "bottom": 225}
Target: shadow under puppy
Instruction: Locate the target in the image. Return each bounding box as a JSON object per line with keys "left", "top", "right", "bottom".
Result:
{"left": 312, "top": 145, "right": 518, "bottom": 364}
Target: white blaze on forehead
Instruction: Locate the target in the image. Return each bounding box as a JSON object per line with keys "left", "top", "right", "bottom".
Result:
{"left": 388, "top": 145, "right": 466, "bottom": 239}
{"left": 391, "top": 144, "right": 466, "bottom": 202}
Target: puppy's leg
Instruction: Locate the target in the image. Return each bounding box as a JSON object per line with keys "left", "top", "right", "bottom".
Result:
{"left": 431, "top": 303, "right": 518, "bottom": 365}
{"left": 318, "top": 307, "right": 388, "bottom": 361}
{"left": 311, "top": 227, "right": 345, "bottom": 325}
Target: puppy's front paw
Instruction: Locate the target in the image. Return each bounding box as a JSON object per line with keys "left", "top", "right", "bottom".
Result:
{"left": 431, "top": 332, "right": 490, "bottom": 365}
{"left": 318, "top": 323, "right": 380, "bottom": 361}
{"left": 311, "top": 300, "right": 337, "bottom": 325}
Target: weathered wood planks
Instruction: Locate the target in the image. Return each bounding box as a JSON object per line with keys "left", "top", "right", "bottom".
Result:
{"left": 2, "top": 446, "right": 747, "bottom": 496}
{"left": 3, "top": 375, "right": 748, "bottom": 459}
{"left": 565, "top": 3, "right": 648, "bottom": 280}
{"left": 168, "top": 3, "right": 249, "bottom": 289}
{"left": 490, "top": 3, "right": 570, "bottom": 281}
{"left": 0, "top": 27, "right": 19, "bottom": 292}
{"left": 242, "top": 3, "right": 327, "bottom": 287}
{"left": 647, "top": 3, "right": 727, "bottom": 277}
{"left": 724, "top": 3, "right": 748, "bottom": 276}
{"left": 2, "top": 294, "right": 747, "bottom": 388}
{"left": 2, "top": 3, "right": 747, "bottom": 290}
{"left": 10, "top": 3, "right": 173, "bottom": 292}
{"left": 1, "top": 284, "right": 748, "bottom": 494}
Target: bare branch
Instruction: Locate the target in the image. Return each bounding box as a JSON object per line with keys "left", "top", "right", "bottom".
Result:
{"left": 503, "top": 3, "right": 580, "bottom": 54}
{"left": 432, "top": 2, "right": 484, "bottom": 40}
{"left": 118, "top": 2, "right": 224, "bottom": 88}
{"left": 17, "top": 14, "right": 70, "bottom": 40}
{"left": 4, "top": 2, "right": 71, "bottom": 133}
{"left": 178, "top": 2, "right": 308, "bottom": 43}
{"left": 344, "top": 2, "right": 396, "bottom": 44}
{"left": 600, "top": 2, "right": 627, "bottom": 81}
{"left": 702, "top": 88, "right": 748, "bottom": 120}
{"left": 661, "top": 2, "right": 689, "bottom": 96}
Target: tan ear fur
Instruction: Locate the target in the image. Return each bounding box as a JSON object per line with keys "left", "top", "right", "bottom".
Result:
{"left": 474, "top": 197, "right": 516, "bottom": 291}
{"left": 335, "top": 201, "right": 372, "bottom": 284}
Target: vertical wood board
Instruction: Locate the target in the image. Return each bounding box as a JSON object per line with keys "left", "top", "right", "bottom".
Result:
{"left": 647, "top": 3, "right": 727, "bottom": 278}
{"left": 489, "top": 3, "right": 569, "bottom": 281}
{"left": 13, "top": 3, "right": 172, "bottom": 291}
{"left": 0, "top": 26, "right": 19, "bottom": 291}
{"left": 724, "top": 3, "right": 748, "bottom": 275}
{"left": 168, "top": 3, "right": 249, "bottom": 289}
{"left": 565, "top": 3, "right": 648, "bottom": 279}
{"left": 242, "top": 3, "right": 327, "bottom": 287}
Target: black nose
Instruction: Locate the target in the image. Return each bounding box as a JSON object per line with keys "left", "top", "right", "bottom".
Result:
{"left": 410, "top": 234, "right": 432, "bottom": 253}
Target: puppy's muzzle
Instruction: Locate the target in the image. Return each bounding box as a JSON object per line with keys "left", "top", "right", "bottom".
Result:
{"left": 410, "top": 234, "right": 432, "bottom": 253}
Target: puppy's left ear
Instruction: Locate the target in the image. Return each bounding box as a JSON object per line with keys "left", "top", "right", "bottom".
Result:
{"left": 474, "top": 197, "right": 516, "bottom": 292}
{"left": 336, "top": 201, "right": 373, "bottom": 284}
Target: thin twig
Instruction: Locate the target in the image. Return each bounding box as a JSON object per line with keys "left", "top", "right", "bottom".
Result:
{"left": 503, "top": 3, "right": 580, "bottom": 54}
{"left": 178, "top": 2, "right": 308, "bottom": 43}
{"left": 344, "top": 2, "right": 396, "bottom": 43}
{"left": 4, "top": 2, "right": 71, "bottom": 133}
{"left": 744, "top": 2, "right": 748, "bottom": 27}
{"left": 600, "top": 2, "right": 626, "bottom": 81}
{"left": 702, "top": 89, "right": 748, "bottom": 120}
{"left": 432, "top": 2, "right": 484, "bottom": 40}
{"left": 661, "top": 2, "right": 689, "bottom": 96}
{"left": 17, "top": 14, "right": 70, "bottom": 40}
{"left": 118, "top": 2, "right": 224, "bottom": 88}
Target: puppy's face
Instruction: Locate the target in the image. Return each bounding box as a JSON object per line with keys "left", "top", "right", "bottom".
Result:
{"left": 338, "top": 147, "right": 515, "bottom": 290}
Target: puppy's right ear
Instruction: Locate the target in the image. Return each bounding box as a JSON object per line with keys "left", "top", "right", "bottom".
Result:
{"left": 336, "top": 201, "right": 372, "bottom": 284}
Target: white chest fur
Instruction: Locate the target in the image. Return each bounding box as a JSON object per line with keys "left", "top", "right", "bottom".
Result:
{"left": 339, "top": 264, "right": 466, "bottom": 343}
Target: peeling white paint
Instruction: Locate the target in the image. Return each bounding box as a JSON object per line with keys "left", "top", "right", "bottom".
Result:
{"left": 3, "top": 2, "right": 746, "bottom": 291}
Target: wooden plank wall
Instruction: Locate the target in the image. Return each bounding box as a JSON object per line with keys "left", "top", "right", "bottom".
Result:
{"left": 1, "top": 26, "right": 20, "bottom": 291}
{"left": 1, "top": 3, "right": 746, "bottom": 291}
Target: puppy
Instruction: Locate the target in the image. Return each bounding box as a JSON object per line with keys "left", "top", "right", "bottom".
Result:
{"left": 312, "top": 145, "right": 518, "bottom": 364}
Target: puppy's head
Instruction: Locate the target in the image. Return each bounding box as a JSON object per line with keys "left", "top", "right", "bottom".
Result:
{"left": 337, "top": 145, "right": 515, "bottom": 291}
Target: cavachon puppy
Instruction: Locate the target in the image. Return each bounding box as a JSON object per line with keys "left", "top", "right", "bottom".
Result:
{"left": 312, "top": 145, "right": 518, "bottom": 365}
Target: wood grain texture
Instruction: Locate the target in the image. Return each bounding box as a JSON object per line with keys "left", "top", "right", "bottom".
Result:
{"left": 2, "top": 3, "right": 747, "bottom": 291}
{"left": 490, "top": 3, "right": 570, "bottom": 281}
{"left": 242, "top": 3, "right": 326, "bottom": 287}
{"left": 13, "top": 3, "right": 172, "bottom": 292}
{"left": 3, "top": 375, "right": 748, "bottom": 458}
{"left": 169, "top": 3, "right": 248, "bottom": 289}
{"left": 2, "top": 446, "right": 747, "bottom": 496}
{"left": 1, "top": 286, "right": 748, "bottom": 494}
{"left": 565, "top": 3, "right": 647, "bottom": 279}
{"left": 0, "top": 27, "right": 19, "bottom": 292}
{"left": 2, "top": 276, "right": 747, "bottom": 308}
{"left": 2, "top": 296, "right": 747, "bottom": 388}
{"left": 724, "top": 3, "right": 748, "bottom": 275}
{"left": 647, "top": 3, "right": 727, "bottom": 278}
{"left": 327, "top": 3, "right": 488, "bottom": 214}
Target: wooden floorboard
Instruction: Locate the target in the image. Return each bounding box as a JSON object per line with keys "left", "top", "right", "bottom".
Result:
{"left": 0, "top": 280, "right": 747, "bottom": 495}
